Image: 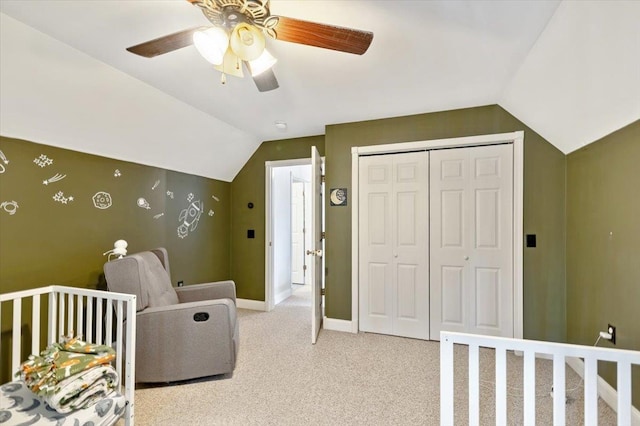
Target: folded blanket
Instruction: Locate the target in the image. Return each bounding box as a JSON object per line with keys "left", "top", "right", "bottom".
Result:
{"left": 18, "top": 335, "right": 116, "bottom": 398}
{"left": 45, "top": 365, "right": 119, "bottom": 414}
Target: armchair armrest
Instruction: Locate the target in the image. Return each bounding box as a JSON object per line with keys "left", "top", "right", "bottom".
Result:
{"left": 175, "top": 280, "right": 236, "bottom": 304}
{"left": 135, "top": 299, "right": 237, "bottom": 382}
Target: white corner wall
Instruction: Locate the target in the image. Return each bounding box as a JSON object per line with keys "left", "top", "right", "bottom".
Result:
{"left": 0, "top": 13, "right": 259, "bottom": 182}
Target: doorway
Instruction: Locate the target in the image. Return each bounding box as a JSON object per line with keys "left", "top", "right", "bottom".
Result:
{"left": 265, "top": 158, "right": 323, "bottom": 312}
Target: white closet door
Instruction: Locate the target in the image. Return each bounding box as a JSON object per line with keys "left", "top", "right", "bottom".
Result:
{"left": 430, "top": 144, "right": 513, "bottom": 339}
{"left": 359, "top": 152, "right": 429, "bottom": 339}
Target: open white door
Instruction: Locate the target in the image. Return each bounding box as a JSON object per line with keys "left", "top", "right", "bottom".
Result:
{"left": 310, "top": 146, "right": 323, "bottom": 344}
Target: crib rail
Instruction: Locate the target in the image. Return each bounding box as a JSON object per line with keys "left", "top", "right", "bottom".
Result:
{"left": 0, "top": 285, "right": 136, "bottom": 425}
{"left": 440, "top": 331, "right": 640, "bottom": 426}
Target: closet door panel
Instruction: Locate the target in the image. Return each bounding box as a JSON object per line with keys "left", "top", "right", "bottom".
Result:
{"left": 392, "top": 152, "right": 429, "bottom": 339}
{"left": 430, "top": 144, "right": 513, "bottom": 339}
{"left": 359, "top": 152, "right": 429, "bottom": 339}
{"left": 359, "top": 156, "right": 393, "bottom": 333}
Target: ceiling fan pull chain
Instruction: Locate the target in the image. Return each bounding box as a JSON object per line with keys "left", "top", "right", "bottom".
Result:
{"left": 221, "top": 72, "right": 227, "bottom": 85}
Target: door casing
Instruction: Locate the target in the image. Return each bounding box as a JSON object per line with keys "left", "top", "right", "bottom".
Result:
{"left": 351, "top": 131, "right": 524, "bottom": 339}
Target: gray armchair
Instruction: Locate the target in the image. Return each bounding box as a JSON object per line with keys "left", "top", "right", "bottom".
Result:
{"left": 103, "top": 248, "right": 238, "bottom": 383}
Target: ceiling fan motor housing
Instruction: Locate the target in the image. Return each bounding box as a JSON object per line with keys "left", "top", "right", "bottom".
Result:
{"left": 190, "top": 0, "right": 272, "bottom": 29}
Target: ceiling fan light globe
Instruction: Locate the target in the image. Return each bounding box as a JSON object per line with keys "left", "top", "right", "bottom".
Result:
{"left": 248, "top": 49, "right": 277, "bottom": 77}
{"left": 230, "top": 23, "right": 265, "bottom": 61}
{"left": 193, "top": 27, "right": 229, "bottom": 65}
{"left": 214, "top": 48, "right": 244, "bottom": 78}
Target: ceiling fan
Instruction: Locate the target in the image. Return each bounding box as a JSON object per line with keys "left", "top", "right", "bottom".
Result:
{"left": 126, "top": 0, "right": 374, "bottom": 92}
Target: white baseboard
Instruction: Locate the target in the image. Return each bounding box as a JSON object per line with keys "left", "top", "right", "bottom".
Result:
{"left": 566, "top": 357, "right": 640, "bottom": 425}
{"left": 274, "top": 288, "right": 292, "bottom": 305}
{"left": 323, "top": 317, "right": 355, "bottom": 333}
{"left": 236, "top": 298, "right": 266, "bottom": 311}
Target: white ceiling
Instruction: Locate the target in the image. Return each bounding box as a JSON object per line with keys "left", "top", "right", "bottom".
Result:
{"left": 1, "top": 1, "right": 638, "bottom": 181}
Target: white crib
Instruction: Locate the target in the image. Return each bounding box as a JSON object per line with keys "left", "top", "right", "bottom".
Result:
{"left": 0, "top": 285, "right": 136, "bottom": 425}
{"left": 441, "top": 331, "right": 640, "bottom": 426}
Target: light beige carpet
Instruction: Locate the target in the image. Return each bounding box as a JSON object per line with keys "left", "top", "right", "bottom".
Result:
{"left": 131, "top": 286, "right": 617, "bottom": 425}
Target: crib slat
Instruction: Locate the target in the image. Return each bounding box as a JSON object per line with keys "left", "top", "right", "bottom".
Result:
{"left": 523, "top": 350, "right": 536, "bottom": 426}
{"left": 96, "top": 297, "right": 103, "bottom": 344}
{"left": 31, "top": 294, "right": 41, "bottom": 356}
{"left": 12, "top": 298, "right": 22, "bottom": 375}
{"left": 58, "top": 294, "right": 65, "bottom": 341}
{"left": 48, "top": 292, "right": 57, "bottom": 345}
{"left": 76, "top": 296, "right": 84, "bottom": 339}
{"left": 553, "top": 354, "right": 566, "bottom": 425}
{"left": 115, "top": 300, "right": 124, "bottom": 378}
{"left": 495, "top": 346, "right": 507, "bottom": 425}
{"left": 617, "top": 361, "right": 631, "bottom": 426}
{"left": 105, "top": 301, "right": 113, "bottom": 346}
{"left": 440, "top": 334, "right": 454, "bottom": 426}
{"left": 67, "top": 293, "right": 74, "bottom": 336}
{"left": 468, "top": 344, "right": 479, "bottom": 426}
{"left": 584, "top": 356, "right": 598, "bottom": 426}
{"left": 86, "top": 296, "right": 94, "bottom": 342}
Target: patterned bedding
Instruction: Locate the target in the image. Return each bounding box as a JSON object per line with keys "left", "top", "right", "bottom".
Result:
{"left": 0, "top": 381, "right": 126, "bottom": 426}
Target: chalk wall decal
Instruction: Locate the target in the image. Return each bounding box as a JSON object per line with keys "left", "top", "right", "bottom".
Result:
{"left": 211, "top": 195, "right": 220, "bottom": 202}
{"left": 137, "top": 197, "right": 151, "bottom": 209}
{"left": 177, "top": 200, "right": 203, "bottom": 239}
{"left": 152, "top": 180, "right": 160, "bottom": 190}
{"left": 34, "top": 154, "right": 53, "bottom": 168}
{"left": 114, "top": 169, "right": 122, "bottom": 177}
{"left": 208, "top": 210, "right": 215, "bottom": 216}
{"left": 93, "top": 191, "right": 112, "bottom": 209}
{"left": 0, "top": 200, "right": 18, "bottom": 215}
{"left": 153, "top": 213, "right": 164, "bottom": 219}
{"left": 43, "top": 173, "right": 67, "bottom": 185}
{"left": 166, "top": 191, "right": 174, "bottom": 199}
{"left": 53, "top": 191, "right": 73, "bottom": 204}
{"left": 0, "top": 149, "right": 8, "bottom": 174}
{"left": 187, "top": 193, "right": 194, "bottom": 202}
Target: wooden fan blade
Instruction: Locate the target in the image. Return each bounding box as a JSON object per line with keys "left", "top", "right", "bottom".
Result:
{"left": 126, "top": 26, "right": 207, "bottom": 58}
{"left": 252, "top": 68, "right": 279, "bottom": 92}
{"left": 271, "top": 16, "right": 373, "bottom": 55}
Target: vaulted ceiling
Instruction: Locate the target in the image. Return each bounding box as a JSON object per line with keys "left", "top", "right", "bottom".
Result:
{"left": 1, "top": 1, "right": 638, "bottom": 181}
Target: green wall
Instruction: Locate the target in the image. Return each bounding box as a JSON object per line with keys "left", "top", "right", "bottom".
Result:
{"left": 230, "top": 135, "right": 325, "bottom": 300}
{"left": 0, "top": 136, "right": 231, "bottom": 380}
{"left": 323, "top": 105, "right": 567, "bottom": 341}
{"left": 566, "top": 120, "right": 640, "bottom": 407}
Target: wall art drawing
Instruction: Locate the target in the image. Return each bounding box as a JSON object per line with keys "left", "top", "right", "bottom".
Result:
{"left": 153, "top": 213, "right": 164, "bottom": 219}
{"left": 43, "top": 173, "right": 67, "bottom": 185}
{"left": 187, "top": 193, "right": 194, "bottom": 202}
{"left": 211, "top": 195, "right": 220, "bottom": 202}
{"left": 0, "top": 149, "right": 8, "bottom": 174}
{"left": 152, "top": 180, "right": 160, "bottom": 190}
{"left": 1, "top": 201, "right": 18, "bottom": 215}
{"left": 208, "top": 210, "right": 215, "bottom": 216}
{"left": 53, "top": 191, "right": 73, "bottom": 204}
{"left": 34, "top": 154, "right": 53, "bottom": 168}
{"left": 114, "top": 169, "right": 122, "bottom": 177}
{"left": 92, "top": 192, "right": 112, "bottom": 209}
{"left": 137, "top": 197, "right": 151, "bottom": 209}
{"left": 177, "top": 200, "right": 203, "bottom": 239}
{"left": 166, "top": 191, "right": 174, "bottom": 199}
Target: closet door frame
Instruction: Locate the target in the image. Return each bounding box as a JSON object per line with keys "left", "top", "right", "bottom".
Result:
{"left": 351, "top": 131, "right": 524, "bottom": 339}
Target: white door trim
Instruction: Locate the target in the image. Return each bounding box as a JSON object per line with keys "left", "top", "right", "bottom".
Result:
{"left": 351, "top": 131, "right": 524, "bottom": 339}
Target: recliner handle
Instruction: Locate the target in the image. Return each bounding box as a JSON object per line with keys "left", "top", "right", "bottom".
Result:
{"left": 193, "top": 312, "right": 210, "bottom": 322}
